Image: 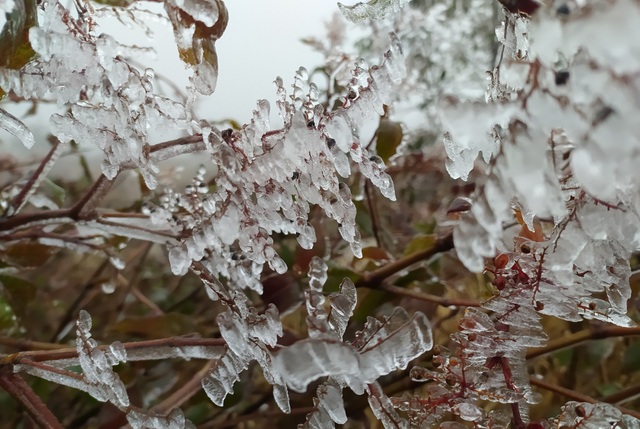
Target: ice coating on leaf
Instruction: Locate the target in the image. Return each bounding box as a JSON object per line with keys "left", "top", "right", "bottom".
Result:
{"left": 75, "top": 310, "right": 130, "bottom": 409}
{"left": 277, "top": 308, "right": 433, "bottom": 394}
{"left": 275, "top": 340, "right": 360, "bottom": 393}
{"left": 300, "top": 380, "right": 347, "bottom": 428}
{"left": 127, "top": 407, "right": 194, "bottom": 429}
{"left": 357, "top": 311, "right": 433, "bottom": 379}
{"left": 366, "top": 382, "right": 409, "bottom": 429}
{"left": 554, "top": 402, "right": 639, "bottom": 429}
{"left": 338, "top": 0, "right": 411, "bottom": 23}
{"left": 0, "top": 107, "right": 35, "bottom": 149}
{"left": 327, "top": 278, "right": 356, "bottom": 339}
{"left": 164, "top": 0, "right": 228, "bottom": 95}
{"left": 440, "top": 99, "right": 514, "bottom": 181}
{"left": 202, "top": 348, "right": 246, "bottom": 406}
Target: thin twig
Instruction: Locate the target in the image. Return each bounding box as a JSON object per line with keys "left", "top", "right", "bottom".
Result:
{"left": 526, "top": 326, "right": 640, "bottom": 360}
{"left": 356, "top": 232, "right": 454, "bottom": 289}
{"left": 0, "top": 337, "right": 69, "bottom": 351}
{"left": 1, "top": 336, "right": 225, "bottom": 365}
{"left": 529, "top": 377, "right": 640, "bottom": 420}
{"left": 379, "top": 283, "right": 480, "bottom": 307}
{"left": 600, "top": 384, "right": 640, "bottom": 405}
{"left": 364, "top": 181, "right": 383, "bottom": 248}
{"left": 5, "top": 138, "right": 63, "bottom": 217}
{"left": 0, "top": 370, "right": 64, "bottom": 429}
{"left": 152, "top": 360, "right": 214, "bottom": 414}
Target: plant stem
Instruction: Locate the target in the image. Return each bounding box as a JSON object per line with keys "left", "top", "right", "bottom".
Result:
{"left": 526, "top": 326, "right": 640, "bottom": 360}
{"left": 356, "top": 232, "right": 454, "bottom": 289}
{"left": 379, "top": 283, "right": 480, "bottom": 307}
{"left": 0, "top": 370, "right": 64, "bottom": 429}
{"left": 529, "top": 377, "right": 640, "bottom": 420}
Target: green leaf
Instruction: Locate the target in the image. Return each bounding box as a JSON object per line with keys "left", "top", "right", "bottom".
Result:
{"left": 375, "top": 118, "right": 403, "bottom": 163}
{"left": 0, "top": 274, "right": 37, "bottom": 318}
{"left": 325, "top": 262, "right": 362, "bottom": 293}
{"left": 403, "top": 234, "right": 436, "bottom": 256}
{"left": 623, "top": 341, "right": 640, "bottom": 372}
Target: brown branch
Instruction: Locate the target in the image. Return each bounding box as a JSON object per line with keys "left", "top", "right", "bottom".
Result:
{"left": 526, "top": 326, "right": 640, "bottom": 360}
{"left": 152, "top": 360, "right": 215, "bottom": 414}
{"left": 201, "top": 406, "right": 316, "bottom": 429}
{"left": 364, "top": 181, "right": 382, "bottom": 248}
{"left": 0, "top": 336, "right": 69, "bottom": 351}
{"left": 378, "top": 283, "right": 480, "bottom": 307}
{"left": 0, "top": 134, "right": 206, "bottom": 234}
{"left": 356, "top": 232, "right": 454, "bottom": 289}
{"left": 69, "top": 174, "right": 113, "bottom": 219}
{"left": 0, "top": 370, "right": 64, "bottom": 429}
{"left": 600, "top": 384, "right": 640, "bottom": 405}
{"left": 529, "top": 377, "right": 640, "bottom": 420}
{"left": 5, "top": 138, "right": 62, "bottom": 217}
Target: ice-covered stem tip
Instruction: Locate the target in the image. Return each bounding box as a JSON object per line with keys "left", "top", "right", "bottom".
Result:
{"left": 338, "top": 0, "right": 412, "bottom": 23}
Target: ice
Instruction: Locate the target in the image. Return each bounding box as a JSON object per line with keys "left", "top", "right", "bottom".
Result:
{"left": 202, "top": 349, "right": 247, "bottom": 406}
{"left": 366, "top": 382, "right": 408, "bottom": 429}
{"left": 75, "top": 311, "right": 131, "bottom": 409}
{"left": 358, "top": 311, "right": 433, "bottom": 378}
{"left": 327, "top": 278, "right": 356, "bottom": 339}
{"left": 127, "top": 407, "right": 193, "bottom": 429}
{"left": 174, "top": 0, "right": 219, "bottom": 27}
{"left": 0, "top": 107, "right": 35, "bottom": 149}
{"left": 338, "top": 0, "right": 411, "bottom": 23}
{"left": 452, "top": 401, "right": 484, "bottom": 422}
{"left": 169, "top": 245, "right": 191, "bottom": 275}
{"left": 274, "top": 340, "right": 360, "bottom": 393}
{"left": 109, "top": 256, "right": 126, "bottom": 270}
{"left": 308, "top": 257, "right": 329, "bottom": 291}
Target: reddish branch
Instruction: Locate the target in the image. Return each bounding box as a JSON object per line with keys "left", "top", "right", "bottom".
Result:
{"left": 0, "top": 370, "right": 64, "bottom": 429}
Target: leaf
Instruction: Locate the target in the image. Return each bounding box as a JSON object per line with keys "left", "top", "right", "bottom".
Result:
{"left": 622, "top": 341, "right": 640, "bottom": 372}
{"left": 0, "top": 274, "right": 36, "bottom": 318}
{"left": 1, "top": 242, "right": 53, "bottom": 268}
{"left": 0, "top": 0, "right": 37, "bottom": 98}
{"left": 164, "top": 0, "right": 228, "bottom": 95}
{"left": 375, "top": 118, "right": 403, "bottom": 163}
{"left": 0, "top": 0, "right": 37, "bottom": 68}
{"left": 110, "top": 313, "right": 197, "bottom": 338}
{"left": 403, "top": 234, "right": 436, "bottom": 256}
